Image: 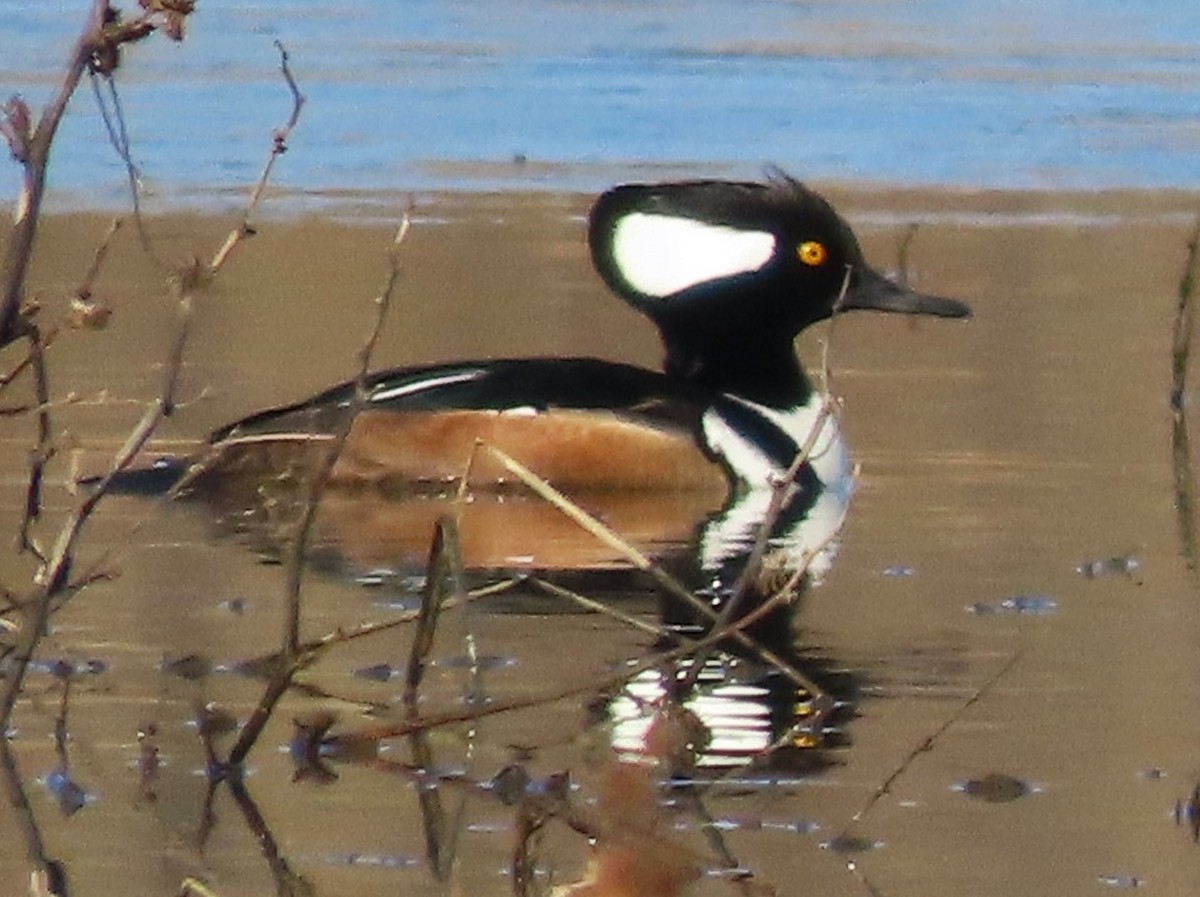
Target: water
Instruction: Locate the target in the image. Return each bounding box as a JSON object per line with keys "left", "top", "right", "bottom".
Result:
{"left": 3, "top": 188, "right": 1200, "bottom": 895}
{"left": 3, "top": 0, "right": 1200, "bottom": 205}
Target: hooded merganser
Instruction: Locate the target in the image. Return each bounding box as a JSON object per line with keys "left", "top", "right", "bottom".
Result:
{"left": 165, "top": 174, "right": 969, "bottom": 583}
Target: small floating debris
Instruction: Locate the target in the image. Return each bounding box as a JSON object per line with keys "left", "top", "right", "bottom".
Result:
{"left": 1000, "top": 594, "right": 1058, "bottom": 615}
{"left": 465, "top": 821, "right": 509, "bottom": 833}
{"left": 321, "top": 853, "right": 418, "bottom": 869}
{"left": 763, "top": 818, "right": 821, "bottom": 834}
{"left": 705, "top": 866, "right": 757, "bottom": 881}
{"left": 882, "top": 565, "right": 915, "bottom": 578}
{"left": 1138, "top": 767, "right": 1167, "bottom": 781}
{"left": 371, "top": 594, "right": 424, "bottom": 612}
{"left": 1174, "top": 783, "right": 1199, "bottom": 841}
{"left": 217, "top": 597, "right": 249, "bottom": 614}
{"left": 161, "top": 654, "right": 213, "bottom": 681}
{"left": 819, "top": 834, "right": 884, "bottom": 854}
{"left": 1097, "top": 874, "right": 1144, "bottom": 889}
{"left": 353, "top": 568, "right": 395, "bottom": 588}
{"left": 352, "top": 662, "right": 401, "bottom": 682}
{"left": 1076, "top": 554, "right": 1141, "bottom": 580}
{"left": 489, "top": 764, "right": 530, "bottom": 805}
{"left": 433, "top": 654, "right": 518, "bottom": 671}
{"left": 952, "top": 773, "right": 1039, "bottom": 803}
{"left": 967, "top": 594, "right": 1058, "bottom": 617}
{"left": 683, "top": 815, "right": 819, "bottom": 834}
{"left": 42, "top": 768, "right": 92, "bottom": 816}
{"left": 29, "top": 658, "right": 107, "bottom": 677}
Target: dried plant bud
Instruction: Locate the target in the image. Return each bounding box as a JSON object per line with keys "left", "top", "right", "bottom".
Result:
{"left": 92, "top": 7, "right": 160, "bottom": 74}
{"left": 68, "top": 296, "right": 113, "bottom": 331}
{"left": 171, "top": 256, "right": 210, "bottom": 294}
{"left": 138, "top": 0, "right": 196, "bottom": 41}
{"left": 89, "top": 40, "right": 120, "bottom": 76}
{"left": 643, "top": 704, "right": 709, "bottom": 772}
{"left": 1, "top": 96, "right": 32, "bottom": 162}
{"left": 141, "top": 0, "right": 197, "bottom": 12}
{"left": 161, "top": 14, "right": 185, "bottom": 42}
{"left": 756, "top": 550, "right": 797, "bottom": 598}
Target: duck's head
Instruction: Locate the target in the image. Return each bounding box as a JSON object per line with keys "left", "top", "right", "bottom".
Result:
{"left": 588, "top": 175, "right": 970, "bottom": 401}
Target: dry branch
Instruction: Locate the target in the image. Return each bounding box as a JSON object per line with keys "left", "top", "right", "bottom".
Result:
{"left": 209, "top": 41, "right": 306, "bottom": 273}
{"left": 281, "top": 211, "right": 408, "bottom": 654}
{"left": 481, "top": 443, "right": 835, "bottom": 703}
{"left": 1169, "top": 217, "right": 1200, "bottom": 569}
{"left": 0, "top": 22, "right": 302, "bottom": 750}
{"left": 223, "top": 213, "right": 409, "bottom": 768}
{"left": 325, "top": 549, "right": 839, "bottom": 751}
{"left": 404, "top": 517, "right": 464, "bottom": 710}
{"left": 1, "top": 0, "right": 194, "bottom": 347}
{"left": 1170, "top": 216, "right": 1200, "bottom": 414}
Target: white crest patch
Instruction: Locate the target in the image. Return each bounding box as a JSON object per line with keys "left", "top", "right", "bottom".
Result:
{"left": 611, "top": 213, "right": 776, "bottom": 298}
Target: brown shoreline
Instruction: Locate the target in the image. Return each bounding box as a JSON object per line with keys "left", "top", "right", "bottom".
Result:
{"left": 25, "top": 178, "right": 1200, "bottom": 224}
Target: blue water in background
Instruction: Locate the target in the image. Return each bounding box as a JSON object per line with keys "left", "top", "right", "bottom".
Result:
{"left": 3, "top": 0, "right": 1200, "bottom": 205}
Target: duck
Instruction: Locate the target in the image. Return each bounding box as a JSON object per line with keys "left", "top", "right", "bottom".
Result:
{"left": 139, "top": 173, "right": 969, "bottom": 588}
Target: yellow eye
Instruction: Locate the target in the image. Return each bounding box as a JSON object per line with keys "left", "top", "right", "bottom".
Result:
{"left": 797, "top": 241, "right": 827, "bottom": 267}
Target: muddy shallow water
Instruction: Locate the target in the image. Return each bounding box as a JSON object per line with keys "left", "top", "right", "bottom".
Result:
{"left": 3, "top": 185, "right": 1200, "bottom": 896}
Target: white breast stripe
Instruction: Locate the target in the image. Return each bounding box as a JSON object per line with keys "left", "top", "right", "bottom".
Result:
{"left": 370, "top": 369, "right": 486, "bottom": 403}
{"left": 611, "top": 213, "right": 776, "bottom": 298}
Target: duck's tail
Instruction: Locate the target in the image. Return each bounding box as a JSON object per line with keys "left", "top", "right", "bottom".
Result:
{"left": 70, "top": 444, "right": 196, "bottom": 496}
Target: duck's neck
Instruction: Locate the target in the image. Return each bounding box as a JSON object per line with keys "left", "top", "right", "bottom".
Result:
{"left": 663, "top": 328, "right": 814, "bottom": 408}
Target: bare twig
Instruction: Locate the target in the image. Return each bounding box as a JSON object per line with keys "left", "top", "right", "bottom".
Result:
{"left": 895, "top": 223, "right": 920, "bottom": 287}
{"left": 1169, "top": 217, "right": 1200, "bottom": 569}
{"left": 325, "top": 555, "right": 840, "bottom": 750}
{"left": 480, "top": 443, "right": 833, "bottom": 698}
{"left": 234, "top": 576, "right": 520, "bottom": 678}
{"left": 208, "top": 41, "right": 306, "bottom": 274}
{"left": 1, "top": 0, "right": 107, "bottom": 347}
{"left": 0, "top": 741, "right": 60, "bottom": 895}
{"left": 80, "top": 217, "right": 123, "bottom": 296}
{"left": 528, "top": 576, "right": 666, "bottom": 640}
{"left": 480, "top": 445, "right": 696, "bottom": 603}
{"left": 226, "top": 777, "right": 312, "bottom": 896}
{"left": 281, "top": 211, "right": 408, "bottom": 655}
{"left": 0, "top": 326, "right": 57, "bottom": 396}
{"left": 224, "top": 213, "right": 408, "bottom": 767}
{"left": 12, "top": 219, "right": 122, "bottom": 543}
{"left": 836, "top": 642, "right": 1030, "bottom": 837}
{"left": 1170, "top": 215, "right": 1200, "bottom": 415}
{"left": 17, "top": 325, "right": 53, "bottom": 559}
{"left": 0, "top": 17, "right": 291, "bottom": 743}
{"left": 87, "top": 72, "right": 160, "bottom": 259}
{"left": 177, "top": 878, "right": 221, "bottom": 897}
{"left": 1, "top": 0, "right": 193, "bottom": 347}
{"left": 70, "top": 217, "right": 122, "bottom": 322}
{"left": 404, "top": 517, "right": 465, "bottom": 710}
